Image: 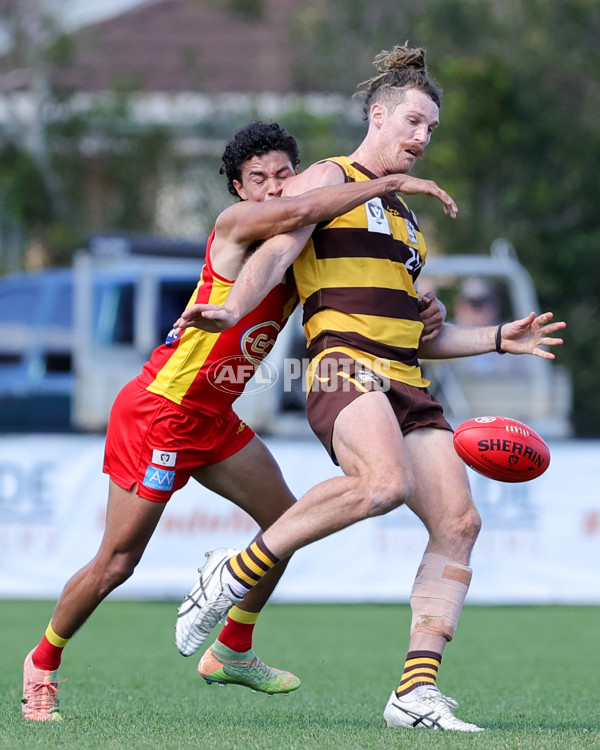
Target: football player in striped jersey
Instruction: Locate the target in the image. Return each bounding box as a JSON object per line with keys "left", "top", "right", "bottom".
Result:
{"left": 174, "top": 46, "right": 565, "bottom": 732}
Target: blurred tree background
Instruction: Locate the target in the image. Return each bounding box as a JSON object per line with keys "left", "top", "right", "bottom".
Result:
{"left": 0, "top": 0, "right": 598, "bottom": 434}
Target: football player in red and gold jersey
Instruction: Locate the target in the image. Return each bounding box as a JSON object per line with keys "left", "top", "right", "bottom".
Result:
{"left": 21, "top": 120, "right": 457, "bottom": 721}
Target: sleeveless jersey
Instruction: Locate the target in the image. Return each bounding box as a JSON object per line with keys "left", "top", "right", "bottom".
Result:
{"left": 136, "top": 229, "right": 298, "bottom": 416}
{"left": 293, "top": 156, "right": 429, "bottom": 388}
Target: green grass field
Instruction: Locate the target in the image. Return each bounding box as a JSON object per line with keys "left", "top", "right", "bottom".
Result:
{"left": 2, "top": 602, "right": 599, "bottom": 749}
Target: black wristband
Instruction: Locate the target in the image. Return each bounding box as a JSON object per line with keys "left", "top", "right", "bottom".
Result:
{"left": 495, "top": 323, "right": 506, "bottom": 354}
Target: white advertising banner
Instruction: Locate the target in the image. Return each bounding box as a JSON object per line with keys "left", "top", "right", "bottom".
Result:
{"left": 0, "top": 434, "right": 599, "bottom": 604}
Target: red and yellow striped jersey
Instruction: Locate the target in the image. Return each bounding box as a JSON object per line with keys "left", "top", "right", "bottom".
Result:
{"left": 136, "top": 229, "right": 298, "bottom": 416}
{"left": 294, "top": 156, "right": 429, "bottom": 388}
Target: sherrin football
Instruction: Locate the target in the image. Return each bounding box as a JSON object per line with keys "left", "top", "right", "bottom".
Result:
{"left": 453, "top": 416, "right": 550, "bottom": 483}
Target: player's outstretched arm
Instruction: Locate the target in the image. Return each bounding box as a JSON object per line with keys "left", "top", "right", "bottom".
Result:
{"left": 174, "top": 228, "right": 310, "bottom": 333}
{"left": 419, "top": 311, "right": 566, "bottom": 360}
{"left": 223, "top": 169, "right": 457, "bottom": 249}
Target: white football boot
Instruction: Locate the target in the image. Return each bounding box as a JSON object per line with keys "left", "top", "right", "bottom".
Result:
{"left": 175, "top": 548, "right": 242, "bottom": 656}
{"left": 383, "top": 686, "right": 484, "bottom": 732}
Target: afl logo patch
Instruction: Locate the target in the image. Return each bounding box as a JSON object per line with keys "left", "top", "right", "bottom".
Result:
{"left": 240, "top": 321, "right": 281, "bottom": 366}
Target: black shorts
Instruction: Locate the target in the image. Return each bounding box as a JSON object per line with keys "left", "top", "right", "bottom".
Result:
{"left": 306, "top": 352, "right": 452, "bottom": 464}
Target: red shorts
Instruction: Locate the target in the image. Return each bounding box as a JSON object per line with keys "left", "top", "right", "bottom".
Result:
{"left": 103, "top": 380, "right": 255, "bottom": 502}
{"left": 306, "top": 352, "right": 452, "bottom": 464}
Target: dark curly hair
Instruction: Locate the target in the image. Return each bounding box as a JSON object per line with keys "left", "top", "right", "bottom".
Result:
{"left": 220, "top": 121, "right": 300, "bottom": 198}
{"left": 354, "top": 43, "right": 442, "bottom": 120}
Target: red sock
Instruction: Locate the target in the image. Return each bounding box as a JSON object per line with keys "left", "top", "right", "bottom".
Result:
{"left": 32, "top": 623, "right": 70, "bottom": 671}
{"left": 217, "top": 606, "right": 259, "bottom": 653}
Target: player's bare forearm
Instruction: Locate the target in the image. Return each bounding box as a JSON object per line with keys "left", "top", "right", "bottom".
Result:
{"left": 419, "top": 312, "right": 566, "bottom": 359}
{"left": 234, "top": 177, "right": 395, "bottom": 241}
{"left": 296, "top": 172, "right": 458, "bottom": 223}
{"left": 293, "top": 171, "right": 458, "bottom": 223}
{"left": 281, "top": 160, "right": 458, "bottom": 216}
{"left": 225, "top": 230, "right": 307, "bottom": 321}
{"left": 174, "top": 230, "right": 307, "bottom": 333}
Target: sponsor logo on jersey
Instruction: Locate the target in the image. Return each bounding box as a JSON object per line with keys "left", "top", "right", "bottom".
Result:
{"left": 151, "top": 449, "right": 177, "bottom": 468}
{"left": 365, "top": 198, "right": 391, "bottom": 235}
{"left": 404, "top": 218, "right": 419, "bottom": 246}
{"left": 143, "top": 466, "right": 175, "bottom": 491}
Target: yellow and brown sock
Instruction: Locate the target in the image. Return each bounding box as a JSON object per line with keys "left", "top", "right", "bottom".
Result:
{"left": 217, "top": 606, "right": 259, "bottom": 653}
{"left": 225, "top": 537, "right": 280, "bottom": 598}
{"left": 32, "top": 622, "right": 70, "bottom": 671}
{"left": 395, "top": 650, "right": 441, "bottom": 697}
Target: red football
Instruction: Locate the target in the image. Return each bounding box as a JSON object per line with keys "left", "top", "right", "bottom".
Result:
{"left": 453, "top": 416, "right": 550, "bottom": 483}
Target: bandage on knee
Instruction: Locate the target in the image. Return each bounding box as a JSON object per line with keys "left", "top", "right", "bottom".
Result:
{"left": 410, "top": 552, "right": 472, "bottom": 642}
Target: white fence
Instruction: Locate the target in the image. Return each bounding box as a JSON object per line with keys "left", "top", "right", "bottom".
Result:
{"left": 0, "top": 434, "right": 598, "bottom": 604}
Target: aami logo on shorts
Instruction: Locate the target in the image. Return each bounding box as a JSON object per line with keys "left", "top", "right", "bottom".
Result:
{"left": 240, "top": 321, "right": 281, "bottom": 366}
{"left": 143, "top": 466, "right": 175, "bottom": 492}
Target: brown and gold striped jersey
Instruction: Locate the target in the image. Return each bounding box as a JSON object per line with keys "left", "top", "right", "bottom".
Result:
{"left": 293, "top": 156, "right": 429, "bottom": 388}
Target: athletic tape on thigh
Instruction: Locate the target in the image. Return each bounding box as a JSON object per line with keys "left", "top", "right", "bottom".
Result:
{"left": 410, "top": 551, "right": 472, "bottom": 642}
